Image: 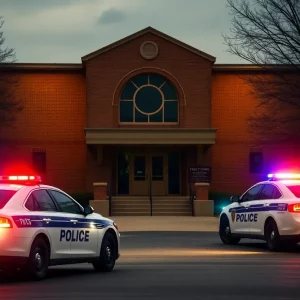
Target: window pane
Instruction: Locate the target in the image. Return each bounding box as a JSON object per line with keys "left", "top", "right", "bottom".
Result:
{"left": 164, "top": 101, "right": 178, "bottom": 122}
{"left": 33, "top": 190, "right": 57, "bottom": 212}
{"left": 149, "top": 74, "right": 165, "bottom": 88}
{"left": 273, "top": 187, "right": 282, "bottom": 199}
{"left": 250, "top": 152, "right": 263, "bottom": 173}
{"left": 258, "top": 184, "right": 275, "bottom": 200}
{"left": 25, "top": 194, "right": 40, "bottom": 211}
{"left": 134, "top": 156, "right": 146, "bottom": 181}
{"left": 161, "top": 82, "right": 178, "bottom": 100}
{"left": 117, "top": 152, "right": 129, "bottom": 195}
{"left": 242, "top": 184, "right": 263, "bottom": 201}
{"left": 120, "top": 101, "right": 133, "bottom": 122}
{"left": 168, "top": 152, "right": 180, "bottom": 194}
{"left": 132, "top": 74, "right": 148, "bottom": 87}
{"left": 49, "top": 190, "right": 82, "bottom": 214}
{"left": 33, "top": 152, "right": 46, "bottom": 173}
{"left": 152, "top": 156, "right": 163, "bottom": 181}
{"left": 135, "top": 109, "right": 148, "bottom": 122}
{"left": 120, "top": 82, "right": 136, "bottom": 100}
{"left": 135, "top": 86, "right": 163, "bottom": 114}
{"left": 149, "top": 110, "right": 162, "bottom": 122}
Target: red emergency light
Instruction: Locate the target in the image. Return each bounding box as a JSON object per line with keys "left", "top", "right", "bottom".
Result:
{"left": 0, "top": 175, "right": 42, "bottom": 185}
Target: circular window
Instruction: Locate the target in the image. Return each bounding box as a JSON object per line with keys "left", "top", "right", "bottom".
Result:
{"left": 135, "top": 86, "right": 163, "bottom": 114}
{"left": 119, "top": 73, "right": 179, "bottom": 123}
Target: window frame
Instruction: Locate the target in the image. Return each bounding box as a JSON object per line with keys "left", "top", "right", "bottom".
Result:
{"left": 119, "top": 73, "right": 179, "bottom": 125}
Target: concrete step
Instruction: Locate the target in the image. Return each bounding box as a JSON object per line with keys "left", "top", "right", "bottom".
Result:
{"left": 152, "top": 212, "right": 192, "bottom": 216}
{"left": 112, "top": 203, "right": 151, "bottom": 207}
{"left": 152, "top": 202, "right": 190, "bottom": 206}
{"left": 111, "top": 212, "right": 150, "bottom": 216}
{"left": 112, "top": 200, "right": 150, "bottom": 205}
{"left": 152, "top": 206, "right": 191, "bottom": 211}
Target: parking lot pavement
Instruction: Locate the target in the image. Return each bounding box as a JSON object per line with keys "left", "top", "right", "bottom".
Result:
{"left": 1, "top": 232, "right": 300, "bottom": 300}
{"left": 111, "top": 216, "right": 219, "bottom": 232}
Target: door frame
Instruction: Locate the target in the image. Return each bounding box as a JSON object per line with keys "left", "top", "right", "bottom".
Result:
{"left": 115, "top": 148, "right": 182, "bottom": 196}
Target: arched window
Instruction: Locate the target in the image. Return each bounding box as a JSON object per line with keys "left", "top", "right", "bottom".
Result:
{"left": 119, "top": 73, "right": 178, "bottom": 123}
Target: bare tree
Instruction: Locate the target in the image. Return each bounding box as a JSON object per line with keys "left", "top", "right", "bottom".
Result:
{"left": 223, "top": 0, "right": 300, "bottom": 142}
{"left": 0, "top": 16, "right": 23, "bottom": 126}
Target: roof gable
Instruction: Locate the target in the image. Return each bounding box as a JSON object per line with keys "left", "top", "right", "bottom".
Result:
{"left": 81, "top": 26, "right": 216, "bottom": 63}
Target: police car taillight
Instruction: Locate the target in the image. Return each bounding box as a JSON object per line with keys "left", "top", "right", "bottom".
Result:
{"left": 0, "top": 175, "right": 41, "bottom": 185}
{"left": 288, "top": 204, "right": 300, "bottom": 213}
{"left": 0, "top": 217, "right": 12, "bottom": 228}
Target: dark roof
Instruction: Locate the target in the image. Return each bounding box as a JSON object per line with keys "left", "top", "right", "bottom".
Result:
{"left": 0, "top": 63, "right": 83, "bottom": 71}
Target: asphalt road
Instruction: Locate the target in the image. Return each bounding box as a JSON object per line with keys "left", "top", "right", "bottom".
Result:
{"left": 1, "top": 231, "right": 300, "bottom": 300}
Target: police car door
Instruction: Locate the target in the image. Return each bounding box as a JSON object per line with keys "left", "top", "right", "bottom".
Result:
{"left": 27, "top": 189, "right": 72, "bottom": 259}
{"left": 48, "top": 189, "right": 98, "bottom": 258}
{"left": 249, "top": 183, "right": 282, "bottom": 235}
{"left": 231, "top": 184, "right": 264, "bottom": 234}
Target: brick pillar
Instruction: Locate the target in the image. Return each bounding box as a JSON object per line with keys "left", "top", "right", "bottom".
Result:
{"left": 93, "top": 182, "right": 108, "bottom": 200}
{"left": 195, "top": 183, "right": 209, "bottom": 200}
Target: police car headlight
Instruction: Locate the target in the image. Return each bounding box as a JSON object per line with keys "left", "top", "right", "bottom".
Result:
{"left": 113, "top": 222, "right": 119, "bottom": 231}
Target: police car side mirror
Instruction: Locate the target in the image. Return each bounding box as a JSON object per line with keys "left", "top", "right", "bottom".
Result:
{"left": 230, "top": 196, "right": 240, "bottom": 203}
{"left": 83, "top": 205, "right": 94, "bottom": 216}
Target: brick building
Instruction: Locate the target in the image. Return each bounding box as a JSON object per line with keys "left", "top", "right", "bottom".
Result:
{"left": 0, "top": 27, "right": 297, "bottom": 216}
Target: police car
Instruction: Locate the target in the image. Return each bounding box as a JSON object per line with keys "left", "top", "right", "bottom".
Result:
{"left": 219, "top": 173, "right": 300, "bottom": 251}
{"left": 0, "top": 175, "right": 120, "bottom": 280}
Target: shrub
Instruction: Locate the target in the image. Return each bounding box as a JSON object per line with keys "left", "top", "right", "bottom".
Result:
{"left": 209, "top": 191, "right": 240, "bottom": 216}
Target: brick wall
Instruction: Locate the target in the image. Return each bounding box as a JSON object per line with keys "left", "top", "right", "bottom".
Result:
{"left": 211, "top": 71, "right": 300, "bottom": 194}
{"left": 85, "top": 32, "right": 213, "bottom": 129}
{"left": 0, "top": 70, "right": 87, "bottom": 193}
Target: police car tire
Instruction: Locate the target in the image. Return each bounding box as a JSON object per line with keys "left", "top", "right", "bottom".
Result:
{"left": 92, "top": 232, "right": 116, "bottom": 272}
{"left": 26, "top": 237, "right": 49, "bottom": 280}
{"left": 265, "top": 220, "right": 281, "bottom": 251}
{"left": 219, "top": 215, "right": 241, "bottom": 245}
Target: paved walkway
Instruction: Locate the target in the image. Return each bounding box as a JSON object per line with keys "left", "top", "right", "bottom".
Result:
{"left": 109, "top": 216, "right": 219, "bottom": 232}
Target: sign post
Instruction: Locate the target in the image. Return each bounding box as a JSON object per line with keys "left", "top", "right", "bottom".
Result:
{"left": 188, "top": 166, "right": 211, "bottom": 216}
{"left": 188, "top": 166, "right": 211, "bottom": 184}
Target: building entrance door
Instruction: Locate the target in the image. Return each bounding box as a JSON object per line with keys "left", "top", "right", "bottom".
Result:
{"left": 130, "top": 153, "right": 167, "bottom": 196}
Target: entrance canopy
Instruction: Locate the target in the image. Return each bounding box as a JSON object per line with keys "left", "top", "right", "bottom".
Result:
{"left": 84, "top": 128, "right": 217, "bottom": 145}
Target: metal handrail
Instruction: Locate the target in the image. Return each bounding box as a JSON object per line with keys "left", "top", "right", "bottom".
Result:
{"left": 149, "top": 173, "right": 152, "bottom": 216}
{"left": 189, "top": 182, "right": 195, "bottom": 216}
{"left": 108, "top": 178, "right": 112, "bottom": 216}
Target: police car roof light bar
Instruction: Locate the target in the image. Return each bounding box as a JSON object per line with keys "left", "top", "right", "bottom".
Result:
{"left": 268, "top": 173, "right": 300, "bottom": 181}
{"left": 0, "top": 175, "right": 42, "bottom": 185}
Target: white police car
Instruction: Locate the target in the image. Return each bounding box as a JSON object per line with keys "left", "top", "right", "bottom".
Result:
{"left": 0, "top": 175, "right": 120, "bottom": 280}
{"left": 219, "top": 173, "right": 300, "bottom": 251}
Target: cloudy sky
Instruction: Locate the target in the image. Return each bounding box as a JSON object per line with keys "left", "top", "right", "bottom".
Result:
{"left": 0, "top": 0, "right": 246, "bottom": 64}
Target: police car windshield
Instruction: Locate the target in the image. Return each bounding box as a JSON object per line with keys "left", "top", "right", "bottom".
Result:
{"left": 286, "top": 185, "right": 300, "bottom": 198}
{"left": 0, "top": 190, "right": 17, "bottom": 209}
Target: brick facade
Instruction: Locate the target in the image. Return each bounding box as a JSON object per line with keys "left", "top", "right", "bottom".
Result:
{"left": 0, "top": 28, "right": 298, "bottom": 196}
{"left": 0, "top": 71, "right": 87, "bottom": 192}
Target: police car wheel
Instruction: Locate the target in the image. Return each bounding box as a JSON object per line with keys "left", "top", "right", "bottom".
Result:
{"left": 27, "top": 238, "right": 49, "bottom": 280}
{"left": 219, "top": 215, "right": 241, "bottom": 245}
{"left": 265, "top": 220, "right": 281, "bottom": 251}
{"left": 93, "top": 232, "right": 116, "bottom": 272}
